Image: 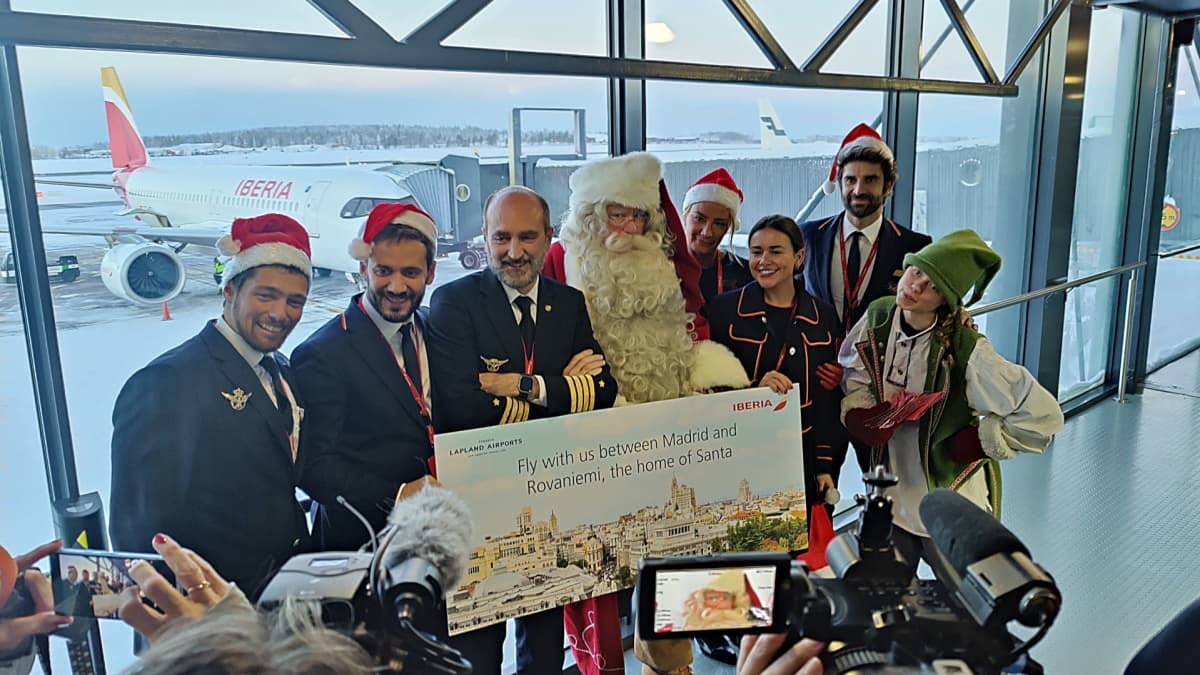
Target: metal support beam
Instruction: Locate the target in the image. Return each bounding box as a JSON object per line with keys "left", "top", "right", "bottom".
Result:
{"left": 724, "top": 0, "right": 796, "bottom": 70}
{"left": 803, "top": 0, "right": 879, "bottom": 73}
{"left": 403, "top": 0, "right": 491, "bottom": 47}
{"left": 608, "top": 0, "right": 645, "bottom": 155}
{"left": 0, "top": 10, "right": 1020, "bottom": 96}
{"left": 305, "top": 0, "right": 393, "bottom": 42}
{"left": 1023, "top": 3, "right": 1092, "bottom": 394}
{"left": 0, "top": 38, "right": 80, "bottom": 508}
{"left": 1184, "top": 42, "right": 1200, "bottom": 98}
{"left": 1004, "top": 0, "right": 1073, "bottom": 85}
{"left": 1122, "top": 17, "right": 1179, "bottom": 391}
{"left": 940, "top": 0, "right": 1000, "bottom": 83}
{"left": 881, "top": 0, "right": 922, "bottom": 227}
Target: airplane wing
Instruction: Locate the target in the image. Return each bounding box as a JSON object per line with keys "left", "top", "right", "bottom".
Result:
{"left": 0, "top": 221, "right": 226, "bottom": 247}
{"left": 34, "top": 178, "right": 115, "bottom": 189}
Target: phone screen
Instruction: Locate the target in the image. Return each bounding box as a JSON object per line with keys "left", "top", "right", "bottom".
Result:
{"left": 49, "top": 549, "right": 165, "bottom": 619}
{"left": 651, "top": 565, "right": 779, "bottom": 635}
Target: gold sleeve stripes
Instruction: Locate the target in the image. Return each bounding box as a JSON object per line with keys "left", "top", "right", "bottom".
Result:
{"left": 565, "top": 374, "right": 597, "bottom": 413}
{"left": 499, "top": 397, "right": 531, "bottom": 424}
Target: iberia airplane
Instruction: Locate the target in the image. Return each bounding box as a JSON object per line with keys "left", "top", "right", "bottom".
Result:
{"left": 18, "top": 68, "right": 429, "bottom": 306}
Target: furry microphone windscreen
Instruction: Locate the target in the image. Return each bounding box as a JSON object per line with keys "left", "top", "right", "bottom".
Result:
{"left": 384, "top": 487, "right": 474, "bottom": 592}
{"left": 919, "top": 489, "right": 1029, "bottom": 578}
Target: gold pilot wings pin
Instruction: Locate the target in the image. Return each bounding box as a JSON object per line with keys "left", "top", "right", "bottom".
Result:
{"left": 480, "top": 356, "right": 509, "bottom": 373}
{"left": 222, "top": 388, "right": 251, "bottom": 411}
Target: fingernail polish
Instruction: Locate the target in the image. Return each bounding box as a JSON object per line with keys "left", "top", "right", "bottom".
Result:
{"left": 153, "top": 533, "right": 167, "bottom": 545}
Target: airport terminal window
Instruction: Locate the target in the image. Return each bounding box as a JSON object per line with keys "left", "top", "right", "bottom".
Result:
{"left": 753, "top": 0, "right": 889, "bottom": 76}
{"left": 1146, "top": 44, "right": 1200, "bottom": 368}
{"left": 913, "top": 1, "right": 1046, "bottom": 362}
{"left": 440, "top": 0, "right": 607, "bottom": 56}
{"left": 1059, "top": 7, "right": 1144, "bottom": 400}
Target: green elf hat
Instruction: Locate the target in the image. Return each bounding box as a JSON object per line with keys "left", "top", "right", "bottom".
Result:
{"left": 902, "top": 229, "right": 1001, "bottom": 309}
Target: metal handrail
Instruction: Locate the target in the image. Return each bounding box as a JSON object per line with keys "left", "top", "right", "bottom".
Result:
{"left": 1156, "top": 241, "right": 1200, "bottom": 259}
{"left": 972, "top": 260, "right": 1147, "bottom": 316}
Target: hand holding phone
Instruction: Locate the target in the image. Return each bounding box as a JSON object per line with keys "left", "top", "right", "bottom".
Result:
{"left": 49, "top": 548, "right": 165, "bottom": 620}
{"left": 115, "top": 534, "right": 231, "bottom": 643}
{"left": 0, "top": 540, "right": 72, "bottom": 652}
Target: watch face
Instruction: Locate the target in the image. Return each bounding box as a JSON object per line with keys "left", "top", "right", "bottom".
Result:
{"left": 519, "top": 375, "right": 534, "bottom": 394}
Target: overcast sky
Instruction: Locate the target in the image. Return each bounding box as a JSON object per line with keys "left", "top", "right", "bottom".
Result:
{"left": 11, "top": 0, "right": 1179, "bottom": 148}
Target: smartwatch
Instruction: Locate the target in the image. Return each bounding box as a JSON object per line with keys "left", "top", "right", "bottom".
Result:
{"left": 518, "top": 375, "right": 535, "bottom": 399}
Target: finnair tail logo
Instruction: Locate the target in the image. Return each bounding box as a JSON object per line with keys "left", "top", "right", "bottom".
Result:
{"left": 759, "top": 116, "right": 787, "bottom": 137}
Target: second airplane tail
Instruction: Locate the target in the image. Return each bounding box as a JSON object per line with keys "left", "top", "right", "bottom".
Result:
{"left": 101, "top": 67, "right": 148, "bottom": 169}
{"left": 758, "top": 98, "right": 792, "bottom": 152}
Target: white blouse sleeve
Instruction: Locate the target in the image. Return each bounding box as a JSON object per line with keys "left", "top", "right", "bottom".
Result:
{"left": 964, "top": 338, "right": 1065, "bottom": 460}
{"left": 839, "top": 314, "right": 879, "bottom": 423}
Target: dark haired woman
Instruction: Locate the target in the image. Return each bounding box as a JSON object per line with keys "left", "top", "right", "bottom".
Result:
{"left": 709, "top": 214, "right": 845, "bottom": 512}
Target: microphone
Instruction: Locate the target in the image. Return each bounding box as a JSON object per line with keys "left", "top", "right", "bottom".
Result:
{"left": 920, "top": 489, "right": 1060, "bottom": 630}
{"left": 375, "top": 485, "right": 473, "bottom": 625}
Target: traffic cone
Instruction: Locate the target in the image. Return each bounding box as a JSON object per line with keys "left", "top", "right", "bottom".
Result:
{"left": 161, "top": 302, "right": 172, "bottom": 321}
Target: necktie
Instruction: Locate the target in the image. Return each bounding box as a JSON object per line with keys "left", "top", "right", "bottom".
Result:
{"left": 846, "top": 231, "right": 864, "bottom": 302}
{"left": 400, "top": 323, "right": 421, "bottom": 384}
{"left": 259, "top": 356, "right": 293, "bottom": 423}
{"left": 514, "top": 296, "right": 535, "bottom": 355}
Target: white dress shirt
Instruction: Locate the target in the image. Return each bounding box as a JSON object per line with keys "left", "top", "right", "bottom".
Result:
{"left": 831, "top": 213, "right": 883, "bottom": 321}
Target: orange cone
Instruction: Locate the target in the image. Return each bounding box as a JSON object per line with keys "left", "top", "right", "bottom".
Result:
{"left": 161, "top": 302, "right": 172, "bottom": 321}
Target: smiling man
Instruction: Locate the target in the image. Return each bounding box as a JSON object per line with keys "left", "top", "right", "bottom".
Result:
{"left": 290, "top": 203, "right": 442, "bottom": 552}
{"left": 110, "top": 213, "right": 313, "bottom": 599}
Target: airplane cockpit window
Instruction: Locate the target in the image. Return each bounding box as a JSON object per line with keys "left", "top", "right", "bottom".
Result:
{"left": 340, "top": 196, "right": 416, "bottom": 218}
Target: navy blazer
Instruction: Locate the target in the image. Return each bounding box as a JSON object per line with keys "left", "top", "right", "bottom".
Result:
{"left": 427, "top": 269, "right": 618, "bottom": 433}
{"left": 800, "top": 213, "right": 932, "bottom": 330}
{"left": 699, "top": 250, "right": 754, "bottom": 307}
{"left": 291, "top": 296, "right": 435, "bottom": 551}
{"left": 110, "top": 321, "right": 310, "bottom": 599}
{"left": 708, "top": 280, "right": 843, "bottom": 480}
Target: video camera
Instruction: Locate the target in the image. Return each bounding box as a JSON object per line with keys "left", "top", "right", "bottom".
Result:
{"left": 637, "top": 468, "right": 1061, "bottom": 674}
{"left": 255, "top": 488, "right": 475, "bottom": 675}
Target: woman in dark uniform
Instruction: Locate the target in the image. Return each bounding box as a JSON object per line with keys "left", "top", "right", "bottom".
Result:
{"left": 709, "top": 214, "right": 844, "bottom": 509}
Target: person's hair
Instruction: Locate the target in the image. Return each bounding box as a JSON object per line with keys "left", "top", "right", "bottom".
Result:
{"left": 933, "top": 304, "right": 958, "bottom": 370}
{"left": 837, "top": 144, "right": 898, "bottom": 190}
{"left": 227, "top": 264, "right": 309, "bottom": 295}
{"left": 483, "top": 185, "right": 552, "bottom": 234}
{"left": 747, "top": 214, "right": 804, "bottom": 253}
{"left": 371, "top": 223, "right": 435, "bottom": 268}
{"left": 125, "top": 596, "right": 374, "bottom": 675}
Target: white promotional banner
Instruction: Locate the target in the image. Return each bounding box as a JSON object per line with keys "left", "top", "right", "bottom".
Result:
{"left": 434, "top": 386, "right": 807, "bottom": 635}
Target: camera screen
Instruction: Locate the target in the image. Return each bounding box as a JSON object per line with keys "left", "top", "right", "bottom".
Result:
{"left": 652, "top": 565, "right": 778, "bottom": 634}
{"left": 50, "top": 551, "right": 162, "bottom": 619}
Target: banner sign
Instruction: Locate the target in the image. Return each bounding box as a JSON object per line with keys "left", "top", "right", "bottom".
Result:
{"left": 434, "top": 386, "right": 807, "bottom": 635}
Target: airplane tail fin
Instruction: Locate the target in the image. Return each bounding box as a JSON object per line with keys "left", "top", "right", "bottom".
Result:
{"left": 758, "top": 98, "right": 791, "bottom": 152}
{"left": 101, "top": 67, "right": 148, "bottom": 169}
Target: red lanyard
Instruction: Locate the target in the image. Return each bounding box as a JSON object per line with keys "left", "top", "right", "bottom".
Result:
{"left": 522, "top": 341, "right": 535, "bottom": 376}
{"left": 716, "top": 250, "right": 725, "bottom": 295}
{"left": 358, "top": 298, "right": 435, "bottom": 449}
{"left": 838, "top": 227, "right": 881, "bottom": 328}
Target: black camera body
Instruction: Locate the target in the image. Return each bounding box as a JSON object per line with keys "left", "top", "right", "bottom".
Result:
{"left": 638, "top": 469, "right": 1057, "bottom": 675}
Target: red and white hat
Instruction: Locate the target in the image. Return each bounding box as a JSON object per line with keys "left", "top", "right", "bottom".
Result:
{"left": 822, "top": 123, "right": 894, "bottom": 194}
{"left": 348, "top": 202, "right": 438, "bottom": 260}
{"left": 216, "top": 213, "right": 312, "bottom": 287}
{"left": 682, "top": 168, "right": 744, "bottom": 229}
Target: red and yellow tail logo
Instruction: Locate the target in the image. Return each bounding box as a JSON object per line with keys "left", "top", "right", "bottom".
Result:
{"left": 101, "top": 67, "right": 147, "bottom": 170}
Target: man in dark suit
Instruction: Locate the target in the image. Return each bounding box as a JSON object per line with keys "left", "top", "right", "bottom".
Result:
{"left": 110, "top": 214, "right": 313, "bottom": 600}
{"left": 800, "top": 125, "right": 932, "bottom": 476}
{"left": 427, "top": 185, "right": 618, "bottom": 674}
{"left": 291, "top": 204, "right": 442, "bottom": 552}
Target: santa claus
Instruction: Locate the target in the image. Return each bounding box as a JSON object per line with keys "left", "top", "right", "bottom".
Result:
{"left": 543, "top": 152, "right": 748, "bottom": 674}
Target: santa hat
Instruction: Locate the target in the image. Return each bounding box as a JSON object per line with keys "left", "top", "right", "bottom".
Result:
{"left": 348, "top": 202, "right": 438, "bottom": 260}
{"left": 903, "top": 229, "right": 1001, "bottom": 309}
{"left": 568, "top": 151, "right": 663, "bottom": 213}
{"left": 822, "top": 123, "right": 895, "bottom": 194}
{"left": 217, "top": 213, "right": 312, "bottom": 287}
{"left": 682, "top": 168, "right": 744, "bottom": 230}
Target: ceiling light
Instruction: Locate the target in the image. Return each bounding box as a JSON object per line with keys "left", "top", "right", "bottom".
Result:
{"left": 646, "top": 22, "right": 675, "bottom": 44}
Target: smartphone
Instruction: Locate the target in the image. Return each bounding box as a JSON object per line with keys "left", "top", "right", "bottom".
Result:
{"left": 48, "top": 548, "right": 166, "bottom": 620}
{"left": 637, "top": 552, "right": 792, "bottom": 639}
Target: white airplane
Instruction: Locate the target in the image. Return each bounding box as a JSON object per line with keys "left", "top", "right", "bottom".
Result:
{"left": 13, "top": 68, "right": 437, "bottom": 306}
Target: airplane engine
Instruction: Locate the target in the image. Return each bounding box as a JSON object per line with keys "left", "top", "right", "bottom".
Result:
{"left": 100, "top": 242, "right": 186, "bottom": 305}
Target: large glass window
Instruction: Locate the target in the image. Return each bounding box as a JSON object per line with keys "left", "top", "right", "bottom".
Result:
{"left": 10, "top": 44, "right": 608, "bottom": 670}
{"left": 1058, "top": 7, "right": 1144, "bottom": 399}
{"left": 914, "top": 0, "right": 1046, "bottom": 362}
{"left": 1147, "top": 43, "right": 1200, "bottom": 368}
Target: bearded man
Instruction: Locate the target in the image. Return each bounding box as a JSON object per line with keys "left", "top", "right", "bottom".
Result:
{"left": 543, "top": 152, "right": 749, "bottom": 675}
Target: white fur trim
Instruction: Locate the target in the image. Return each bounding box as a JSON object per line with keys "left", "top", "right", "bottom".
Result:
{"left": 347, "top": 239, "right": 373, "bottom": 261}
{"left": 978, "top": 415, "right": 1018, "bottom": 461}
{"left": 221, "top": 241, "right": 312, "bottom": 287}
{"left": 568, "top": 152, "right": 662, "bottom": 212}
{"left": 682, "top": 184, "right": 740, "bottom": 220}
{"left": 822, "top": 179, "right": 837, "bottom": 195}
{"left": 690, "top": 340, "right": 751, "bottom": 392}
{"left": 392, "top": 210, "right": 439, "bottom": 256}
{"left": 840, "top": 136, "right": 894, "bottom": 164}
{"left": 216, "top": 234, "right": 241, "bottom": 256}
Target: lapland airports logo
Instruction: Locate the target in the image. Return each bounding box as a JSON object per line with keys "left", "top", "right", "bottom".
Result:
{"left": 733, "top": 397, "right": 788, "bottom": 413}
{"left": 448, "top": 437, "right": 524, "bottom": 457}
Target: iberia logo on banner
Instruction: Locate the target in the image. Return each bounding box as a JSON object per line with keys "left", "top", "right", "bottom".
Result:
{"left": 732, "top": 397, "right": 788, "bottom": 412}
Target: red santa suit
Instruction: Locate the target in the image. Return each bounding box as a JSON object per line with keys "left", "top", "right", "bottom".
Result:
{"left": 543, "top": 152, "right": 748, "bottom": 674}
